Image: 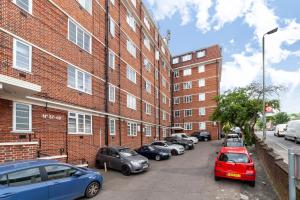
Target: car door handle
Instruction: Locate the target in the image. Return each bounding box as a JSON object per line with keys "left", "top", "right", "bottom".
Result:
{"left": 0, "top": 193, "right": 14, "bottom": 198}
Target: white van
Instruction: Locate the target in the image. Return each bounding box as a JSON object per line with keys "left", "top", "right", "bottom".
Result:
{"left": 285, "top": 120, "right": 300, "bottom": 143}
{"left": 274, "top": 124, "right": 287, "bottom": 137}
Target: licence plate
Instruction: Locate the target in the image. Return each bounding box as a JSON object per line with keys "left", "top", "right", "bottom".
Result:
{"left": 227, "top": 173, "right": 241, "bottom": 178}
{"left": 143, "top": 164, "right": 148, "bottom": 169}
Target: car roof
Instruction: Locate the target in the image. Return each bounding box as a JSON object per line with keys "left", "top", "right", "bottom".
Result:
{"left": 0, "top": 159, "right": 60, "bottom": 175}
{"left": 220, "top": 147, "right": 248, "bottom": 154}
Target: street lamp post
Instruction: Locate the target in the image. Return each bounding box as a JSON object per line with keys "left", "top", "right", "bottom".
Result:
{"left": 262, "top": 27, "right": 278, "bottom": 141}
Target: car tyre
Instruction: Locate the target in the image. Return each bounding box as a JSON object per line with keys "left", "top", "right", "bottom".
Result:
{"left": 214, "top": 176, "right": 220, "bottom": 181}
{"left": 85, "top": 181, "right": 101, "bottom": 198}
{"left": 295, "top": 138, "right": 299, "bottom": 144}
{"left": 171, "top": 149, "right": 178, "bottom": 156}
{"left": 184, "top": 145, "right": 189, "bottom": 150}
{"left": 121, "top": 165, "right": 131, "bottom": 176}
{"left": 249, "top": 181, "right": 255, "bottom": 187}
{"left": 155, "top": 155, "right": 161, "bottom": 161}
{"left": 204, "top": 138, "right": 208, "bottom": 142}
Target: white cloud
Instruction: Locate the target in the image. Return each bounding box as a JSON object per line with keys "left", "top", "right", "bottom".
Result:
{"left": 229, "top": 39, "right": 235, "bottom": 44}
{"left": 268, "top": 68, "right": 300, "bottom": 91}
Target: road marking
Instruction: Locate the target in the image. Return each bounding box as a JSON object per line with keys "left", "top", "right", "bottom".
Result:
{"left": 274, "top": 142, "right": 288, "bottom": 151}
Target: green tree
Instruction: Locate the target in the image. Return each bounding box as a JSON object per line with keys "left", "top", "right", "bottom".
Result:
{"left": 273, "top": 112, "right": 290, "bottom": 125}
{"left": 211, "top": 82, "right": 284, "bottom": 145}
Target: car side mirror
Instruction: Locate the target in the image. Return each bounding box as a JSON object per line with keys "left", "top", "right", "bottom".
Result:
{"left": 216, "top": 151, "right": 219, "bottom": 155}
{"left": 73, "top": 170, "right": 85, "bottom": 177}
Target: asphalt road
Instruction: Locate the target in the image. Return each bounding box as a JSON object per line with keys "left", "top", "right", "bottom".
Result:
{"left": 256, "top": 131, "right": 300, "bottom": 163}
{"left": 86, "top": 140, "right": 277, "bottom": 200}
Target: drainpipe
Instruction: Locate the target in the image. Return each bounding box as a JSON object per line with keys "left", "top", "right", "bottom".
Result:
{"left": 157, "top": 38, "right": 161, "bottom": 140}
{"left": 139, "top": 6, "right": 143, "bottom": 147}
{"left": 118, "top": 0, "right": 122, "bottom": 147}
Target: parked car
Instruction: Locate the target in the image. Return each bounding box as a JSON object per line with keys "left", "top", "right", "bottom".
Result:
{"left": 214, "top": 147, "right": 256, "bottom": 187}
{"left": 285, "top": 120, "right": 300, "bottom": 143}
{"left": 223, "top": 133, "right": 241, "bottom": 145}
{"left": 151, "top": 141, "right": 185, "bottom": 155}
{"left": 172, "top": 133, "right": 199, "bottom": 144}
{"left": 274, "top": 124, "right": 287, "bottom": 137}
{"left": 96, "top": 147, "right": 149, "bottom": 176}
{"left": 0, "top": 159, "right": 103, "bottom": 200}
{"left": 164, "top": 136, "right": 194, "bottom": 150}
{"left": 191, "top": 131, "right": 211, "bottom": 141}
{"left": 136, "top": 145, "right": 171, "bottom": 161}
{"left": 224, "top": 138, "right": 244, "bottom": 147}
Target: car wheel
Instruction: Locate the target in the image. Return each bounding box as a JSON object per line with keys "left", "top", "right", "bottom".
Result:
{"left": 171, "top": 149, "right": 178, "bottom": 156}
{"left": 284, "top": 136, "right": 287, "bottom": 140}
{"left": 121, "top": 165, "right": 131, "bottom": 176}
{"left": 249, "top": 181, "right": 255, "bottom": 187}
{"left": 214, "top": 176, "right": 220, "bottom": 181}
{"left": 295, "top": 138, "right": 299, "bottom": 144}
{"left": 184, "top": 145, "right": 189, "bottom": 150}
{"left": 85, "top": 181, "right": 101, "bottom": 198}
{"left": 204, "top": 138, "right": 208, "bottom": 142}
{"left": 155, "top": 155, "right": 161, "bottom": 161}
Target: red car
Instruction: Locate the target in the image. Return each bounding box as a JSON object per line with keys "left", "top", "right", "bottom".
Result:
{"left": 214, "top": 147, "right": 256, "bottom": 186}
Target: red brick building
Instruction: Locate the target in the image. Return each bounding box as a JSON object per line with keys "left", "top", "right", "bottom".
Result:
{"left": 0, "top": 0, "right": 221, "bottom": 166}
{"left": 172, "top": 45, "right": 222, "bottom": 140}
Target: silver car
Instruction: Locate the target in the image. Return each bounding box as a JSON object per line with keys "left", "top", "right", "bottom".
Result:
{"left": 96, "top": 147, "right": 149, "bottom": 176}
{"left": 151, "top": 141, "right": 185, "bottom": 155}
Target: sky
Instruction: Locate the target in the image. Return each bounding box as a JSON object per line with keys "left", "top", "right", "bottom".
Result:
{"left": 144, "top": 0, "right": 300, "bottom": 114}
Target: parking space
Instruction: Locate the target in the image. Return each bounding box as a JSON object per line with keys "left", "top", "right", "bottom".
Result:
{"left": 89, "top": 141, "right": 278, "bottom": 200}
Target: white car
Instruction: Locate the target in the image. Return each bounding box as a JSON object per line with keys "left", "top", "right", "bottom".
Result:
{"left": 285, "top": 120, "right": 300, "bottom": 143}
{"left": 274, "top": 124, "right": 287, "bottom": 137}
{"left": 151, "top": 141, "right": 185, "bottom": 155}
{"left": 172, "top": 133, "right": 199, "bottom": 144}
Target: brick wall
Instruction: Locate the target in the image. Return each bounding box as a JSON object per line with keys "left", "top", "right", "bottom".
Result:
{"left": 0, "top": 142, "right": 38, "bottom": 163}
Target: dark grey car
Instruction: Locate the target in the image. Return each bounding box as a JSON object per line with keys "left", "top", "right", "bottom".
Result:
{"left": 96, "top": 147, "right": 149, "bottom": 176}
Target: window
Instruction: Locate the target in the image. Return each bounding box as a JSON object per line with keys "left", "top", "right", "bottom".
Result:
{"left": 155, "top": 31, "right": 158, "bottom": 42}
{"left": 68, "top": 19, "right": 91, "bottom": 53}
{"left": 155, "top": 69, "right": 159, "bottom": 80}
{"left": 182, "top": 54, "right": 192, "bottom": 62}
{"left": 13, "top": 0, "right": 32, "bottom": 14}
{"left": 126, "top": 39, "right": 136, "bottom": 57}
{"left": 109, "top": 118, "right": 116, "bottom": 135}
{"left": 161, "top": 45, "right": 165, "bottom": 54}
{"left": 198, "top": 79, "right": 205, "bottom": 87}
{"left": 184, "top": 123, "right": 192, "bottom": 130}
{"left": 144, "top": 17, "right": 150, "bottom": 30}
{"left": 174, "top": 97, "right": 180, "bottom": 104}
{"left": 145, "top": 125, "right": 151, "bottom": 136}
{"left": 126, "top": 12, "right": 136, "bottom": 32}
{"left": 8, "top": 168, "right": 41, "bottom": 187}
{"left": 156, "top": 126, "right": 159, "bottom": 137}
{"left": 110, "top": 0, "right": 115, "bottom": 5}
{"left": 68, "top": 112, "right": 92, "bottom": 134}
{"left": 13, "top": 102, "right": 32, "bottom": 132}
{"left": 145, "top": 103, "right": 151, "bottom": 115}
{"left": 109, "top": 17, "right": 115, "bottom": 37}
{"left": 155, "top": 50, "right": 160, "bottom": 60}
{"left": 174, "top": 69, "right": 179, "bottom": 78}
{"left": 199, "top": 122, "right": 206, "bottom": 130}
{"left": 183, "top": 82, "right": 192, "bottom": 90}
{"left": 127, "top": 94, "right": 136, "bottom": 110}
{"left": 173, "top": 84, "right": 179, "bottom": 92}
{"left": 145, "top": 80, "right": 151, "bottom": 94}
{"left": 172, "top": 57, "right": 179, "bottom": 64}
{"left": 144, "top": 59, "right": 151, "bottom": 72}
{"left": 144, "top": 35, "right": 150, "bottom": 51}
{"left": 184, "top": 109, "right": 192, "bottom": 117}
{"left": 155, "top": 87, "right": 159, "bottom": 99}
{"left": 67, "top": 66, "right": 92, "bottom": 94}
{"left": 183, "top": 68, "right": 192, "bottom": 76}
{"left": 162, "top": 128, "right": 167, "bottom": 137}
{"left": 162, "top": 111, "right": 167, "bottom": 120}
{"left": 199, "top": 93, "right": 206, "bottom": 101}
{"left": 130, "top": 0, "right": 136, "bottom": 7}
{"left": 162, "top": 94, "right": 167, "bottom": 104}
{"left": 126, "top": 65, "right": 136, "bottom": 83}
{"left": 78, "top": 0, "right": 92, "bottom": 14}
{"left": 0, "top": 175, "right": 7, "bottom": 186}
{"left": 199, "top": 107, "right": 206, "bottom": 116}
{"left": 156, "top": 108, "right": 159, "bottom": 119}
{"left": 13, "top": 39, "right": 32, "bottom": 73}
{"left": 162, "top": 77, "right": 166, "bottom": 87}
{"left": 45, "top": 165, "right": 76, "bottom": 180}
{"left": 109, "top": 51, "right": 115, "bottom": 69}
{"left": 197, "top": 50, "right": 206, "bottom": 58}
{"left": 109, "top": 84, "right": 115, "bottom": 102}
{"left": 174, "top": 110, "right": 180, "bottom": 118}
{"left": 162, "top": 60, "right": 166, "bottom": 69}
{"left": 127, "top": 122, "right": 137, "bottom": 136}
{"left": 183, "top": 95, "right": 192, "bottom": 103}
{"left": 198, "top": 65, "right": 205, "bottom": 73}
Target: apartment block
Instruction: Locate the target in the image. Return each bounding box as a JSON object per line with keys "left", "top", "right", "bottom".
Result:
{"left": 172, "top": 45, "right": 222, "bottom": 140}
{"left": 0, "top": 0, "right": 221, "bottom": 166}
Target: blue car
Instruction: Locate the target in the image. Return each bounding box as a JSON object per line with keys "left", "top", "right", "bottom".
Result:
{"left": 0, "top": 160, "right": 103, "bottom": 200}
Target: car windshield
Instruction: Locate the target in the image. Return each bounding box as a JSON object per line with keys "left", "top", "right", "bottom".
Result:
{"left": 226, "top": 142, "right": 243, "bottom": 147}
{"left": 119, "top": 148, "right": 138, "bottom": 157}
{"left": 182, "top": 135, "right": 188, "bottom": 138}
{"left": 227, "top": 134, "right": 239, "bottom": 139}
{"left": 165, "top": 142, "right": 173, "bottom": 146}
{"left": 148, "top": 146, "right": 155, "bottom": 151}
{"left": 219, "top": 153, "right": 249, "bottom": 163}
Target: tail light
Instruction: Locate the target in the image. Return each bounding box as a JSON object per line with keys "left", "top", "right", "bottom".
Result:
{"left": 247, "top": 165, "right": 254, "bottom": 171}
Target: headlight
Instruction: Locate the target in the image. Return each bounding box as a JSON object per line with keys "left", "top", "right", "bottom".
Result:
{"left": 95, "top": 171, "right": 101, "bottom": 175}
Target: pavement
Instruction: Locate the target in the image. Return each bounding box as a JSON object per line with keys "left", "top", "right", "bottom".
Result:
{"left": 84, "top": 140, "right": 277, "bottom": 200}
{"left": 256, "top": 131, "right": 300, "bottom": 163}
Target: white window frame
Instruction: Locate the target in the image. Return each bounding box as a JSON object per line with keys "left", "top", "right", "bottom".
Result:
{"left": 198, "top": 65, "right": 205, "bottom": 73}
{"left": 13, "top": 102, "right": 32, "bottom": 132}
{"left": 68, "top": 112, "right": 92, "bottom": 134}
{"left": 126, "top": 65, "right": 137, "bottom": 84}
{"left": 126, "top": 12, "right": 136, "bottom": 32}
{"left": 162, "top": 128, "right": 167, "bottom": 138}
{"left": 182, "top": 54, "right": 192, "bottom": 62}
{"left": 197, "top": 50, "right": 206, "bottom": 58}
{"left": 110, "top": 0, "right": 115, "bottom": 5}
{"left": 174, "top": 110, "right": 180, "bottom": 118}
{"left": 77, "top": 0, "right": 92, "bottom": 14}
{"left": 172, "top": 57, "right": 179, "bottom": 64}
{"left": 199, "top": 122, "right": 206, "bottom": 130}
{"left": 144, "top": 35, "right": 150, "bottom": 51}
{"left": 184, "top": 109, "right": 192, "bottom": 117}
{"left": 127, "top": 94, "right": 137, "bottom": 110}
{"left": 67, "top": 66, "right": 92, "bottom": 94}
{"left": 162, "top": 94, "right": 167, "bottom": 104}
{"left": 162, "top": 77, "right": 166, "bottom": 88}
{"left": 109, "top": 84, "right": 116, "bottom": 103}
{"left": 183, "top": 68, "right": 192, "bottom": 76}
{"left": 199, "top": 93, "right": 206, "bottom": 101}
{"left": 183, "top": 95, "right": 192, "bottom": 103}
{"left": 144, "top": 16, "right": 150, "bottom": 30}
{"left": 127, "top": 122, "right": 138, "bottom": 136}
{"left": 144, "top": 59, "right": 151, "bottom": 72}
{"left": 109, "top": 50, "right": 115, "bottom": 69}
{"left": 183, "top": 82, "right": 192, "bottom": 90}
{"left": 13, "top": 39, "right": 32, "bottom": 73}
{"left": 174, "top": 97, "right": 180, "bottom": 104}
{"left": 155, "top": 69, "right": 159, "bottom": 80}
{"left": 109, "top": 17, "right": 115, "bottom": 37}
{"left": 155, "top": 50, "right": 160, "bottom": 60}
{"left": 173, "top": 84, "right": 179, "bottom": 92}
{"left": 145, "top": 80, "right": 151, "bottom": 94}
{"left": 162, "top": 111, "right": 167, "bottom": 121}
{"left": 126, "top": 39, "right": 136, "bottom": 58}
{"left": 174, "top": 69, "right": 179, "bottom": 78}
{"left": 13, "top": 0, "right": 32, "bottom": 14}
{"left": 109, "top": 118, "right": 116, "bottom": 135}
{"left": 184, "top": 123, "right": 192, "bottom": 130}
{"left": 145, "top": 103, "right": 151, "bottom": 115}
{"left": 144, "top": 125, "right": 151, "bottom": 137}
{"left": 130, "top": 0, "right": 136, "bottom": 7}
{"left": 68, "top": 19, "right": 92, "bottom": 53}
{"left": 198, "top": 79, "right": 205, "bottom": 87}
{"left": 199, "top": 107, "right": 206, "bottom": 116}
